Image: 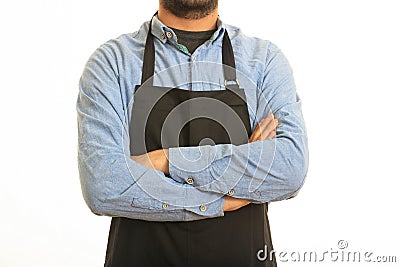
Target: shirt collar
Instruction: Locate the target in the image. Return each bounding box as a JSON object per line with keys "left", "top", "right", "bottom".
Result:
{"left": 151, "top": 13, "right": 226, "bottom": 45}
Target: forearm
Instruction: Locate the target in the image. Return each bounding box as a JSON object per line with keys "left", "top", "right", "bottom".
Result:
{"left": 77, "top": 45, "right": 225, "bottom": 222}
{"left": 168, "top": 101, "right": 308, "bottom": 203}
{"left": 78, "top": 140, "right": 225, "bottom": 222}
{"left": 130, "top": 149, "right": 251, "bottom": 214}
{"left": 168, "top": 42, "right": 309, "bottom": 203}
{"left": 169, "top": 140, "right": 307, "bottom": 203}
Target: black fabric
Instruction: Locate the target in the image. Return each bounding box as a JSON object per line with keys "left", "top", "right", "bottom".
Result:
{"left": 105, "top": 14, "right": 277, "bottom": 267}
{"left": 221, "top": 29, "right": 238, "bottom": 84}
{"left": 141, "top": 23, "right": 156, "bottom": 84}
{"left": 171, "top": 27, "right": 215, "bottom": 54}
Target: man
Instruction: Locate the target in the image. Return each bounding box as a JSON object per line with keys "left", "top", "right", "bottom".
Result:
{"left": 77, "top": 0, "right": 308, "bottom": 266}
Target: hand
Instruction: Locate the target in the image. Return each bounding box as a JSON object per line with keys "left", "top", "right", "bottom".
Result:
{"left": 222, "top": 196, "right": 250, "bottom": 212}
{"left": 248, "top": 114, "right": 278, "bottom": 143}
{"left": 131, "top": 149, "right": 169, "bottom": 175}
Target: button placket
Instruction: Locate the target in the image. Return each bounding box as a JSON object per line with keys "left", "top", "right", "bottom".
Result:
{"left": 189, "top": 53, "right": 198, "bottom": 90}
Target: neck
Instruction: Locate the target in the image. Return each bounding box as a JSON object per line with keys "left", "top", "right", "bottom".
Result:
{"left": 158, "top": 6, "right": 218, "bottom": 31}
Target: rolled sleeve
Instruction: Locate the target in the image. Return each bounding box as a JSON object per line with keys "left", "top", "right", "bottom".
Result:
{"left": 77, "top": 45, "right": 225, "bottom": 222}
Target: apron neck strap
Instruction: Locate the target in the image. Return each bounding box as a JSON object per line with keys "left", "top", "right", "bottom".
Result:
{"left": 141, "top": 14, "right": 238, "bottom": 88}
{"left": 141, "top": 17, "right": 156, "bottom": 84}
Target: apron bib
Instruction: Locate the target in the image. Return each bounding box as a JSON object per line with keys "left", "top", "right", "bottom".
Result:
{"left": 105, "top": 15, "right": 276, "bottom": 267}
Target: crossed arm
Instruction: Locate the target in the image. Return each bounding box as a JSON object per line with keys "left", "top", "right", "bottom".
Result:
{"left": 77, "top": 42, "right": 308, "bottom": 222}
{"left": 132, "top": 114, "right": 279, "bottom": 212}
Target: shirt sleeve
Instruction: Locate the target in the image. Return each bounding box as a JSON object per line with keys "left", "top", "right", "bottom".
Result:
{"left": 77, "top": 45, "right": 225, "bottom": 221}
{"left": 168, "top": 42, "right": 309, "bottom": 203}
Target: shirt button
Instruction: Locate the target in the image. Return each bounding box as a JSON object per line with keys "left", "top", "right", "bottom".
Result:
{"left": 162, "top": 203, "right": 168, "bottom": 209}
{"left": 191, "top": 56, "right": 196, "bottom": 61}
{"left": 199, "top": 205, "right": 207, "bottom": 212}
{"left": 228, "top": 189, "right": 235, "bottom": 196}
{"left": 160, "top": 33, "right": 166, "bottom": 40}
{"left": 187, "top": 176, "right": 194, "bottom": 185}
{"left": 166, "top": 31, "right": 173, "bottom": 38}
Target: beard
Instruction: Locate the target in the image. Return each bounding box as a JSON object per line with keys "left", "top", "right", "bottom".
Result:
{"left": 160, "top": 0, "right": 218, "bottom": 20}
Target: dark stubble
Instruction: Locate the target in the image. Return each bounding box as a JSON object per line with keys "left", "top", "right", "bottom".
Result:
{"left": 160, "top": 0, "right": 218, "bottom": 20}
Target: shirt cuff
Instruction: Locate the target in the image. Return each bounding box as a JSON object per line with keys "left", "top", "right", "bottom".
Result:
{"left": 168, "top": 144, "right": 234, "bottom": 186}
{"left": 168, "top": 145, "right": 213, "bottom": 184}
{"left": 185, "top": 195, "right": 225, "bottom": 219}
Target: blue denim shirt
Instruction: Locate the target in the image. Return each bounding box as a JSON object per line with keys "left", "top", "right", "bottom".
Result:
{"left": 77, "top": 15, "right": 308, "bottom": 222}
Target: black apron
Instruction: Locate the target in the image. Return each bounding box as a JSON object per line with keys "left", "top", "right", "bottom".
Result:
{"left": 105, "top": 16, "right": 277, "bottom": 267}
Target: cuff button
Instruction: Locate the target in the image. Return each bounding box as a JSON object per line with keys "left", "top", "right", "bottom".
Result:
{"left": 187, "top": 177, "right": 194, "bottom": 185}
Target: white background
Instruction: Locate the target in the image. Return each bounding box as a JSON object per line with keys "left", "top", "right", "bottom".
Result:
{"left": 1, "top": 0, "right": 399, "bottom": 266}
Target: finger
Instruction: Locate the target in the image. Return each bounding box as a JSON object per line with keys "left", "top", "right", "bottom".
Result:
{"left": 223, "top": 196, "right": 249, "bottom": 211}
{"left": 223, "top": 201, "right": 249, "bottom": 211}
{"left": 267, "top": 130, "right": 276, "bottom": 139}
{"left": 223, "top": 196, "right": 235, "bottom": 211}
{"left": 248, "top": 120, "right": 262, "bottom": 142}
{"left": 231, "top": 199, "right": 250, "bottom": 211}
{"left": 248, "top": 124, "right": 260, "bottom": 142}
{"left": 249, "top": 115, "right": 274, "bottom": 142}
{"left": 266, "top": 119, "right": 279, "bottom": 139}
{"left": 274, "top": 118, "right": 278, "bottom": 128}
{"left": 260, "top": 118, "right": 279, "bottom": 141}
{"left": 257, "top": 115, "right": 276, "bottom": 140}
